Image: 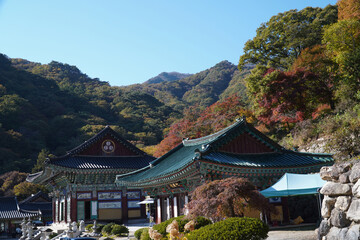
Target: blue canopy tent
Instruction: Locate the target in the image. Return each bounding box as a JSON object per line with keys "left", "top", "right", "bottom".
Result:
{"left": 260, "top": 173, "right": 326, "bottom": 223}
{"left": 260, "top": 173, "right": 326, "bottom": 198}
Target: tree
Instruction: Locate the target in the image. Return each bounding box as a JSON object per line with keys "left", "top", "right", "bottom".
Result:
{"left": 291, "top": 45, "right": 336, "bottom": 109}
{"left": 32, "top": 149, "right": 53, "bottom": 173}
{"left": 238, "top": 5, "right": 338, "bottom": 70}
{"left": 13, "top": 182, "right": 47, "bottom": 201}
{"left": 153, "top": 95, "right": 254, "bottom": 157}
{"left": 323, "top": 19, "right": 360, "bottom": 99}
{"left": 245, "top": 66, "right": 332, "bottom": 129}
{"left": 0, "top": 171, "right": 27, "bottom": 196}
{"left": 187, "top": 178, "right": 274, "bottom": 222}
{"left": 338, "top": 0, "right": 360, "bottom": 20}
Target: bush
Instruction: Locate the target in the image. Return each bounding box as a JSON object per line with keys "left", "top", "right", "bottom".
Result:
{"left": 194, "top": 216, "right": 212, "bottom": 229}
{"left": 85, "top": 223, "right": 104, "bottom": 233}
{"left": 96, "top": 224, "right": 105, "bottom": 233}
{"left": 49, "top": 233, "right": 58, "bottom": 239}
{"left": 111, "top": 224, "right": 129, "bottom": 236}
{"left": 186, "top": 217, "right": 269, "bottom": 240}
{"left": 153, "top": 216, "right": 186, "bottom": 235}
{"left": 85, "top": 224, "right": 93, "bottom": 232}
{"left": 102, "top": 222, "right": 115, "bottom": 235}
{"left": 140, "top": 228, "right": 151, "bottom": 240}
{"left": 135, "top": 227, "right": 149, "bottom": 240}
{"left": 150, "top": 215, "right": 212, "bottom": 237}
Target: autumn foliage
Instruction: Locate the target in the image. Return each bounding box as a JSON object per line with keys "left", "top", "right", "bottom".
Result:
{"left": 153, "top": 95, "right": 254, "bottom": 157}
{"left": 338, "top": 0, "right": 360, "bottom": 20}
{"left": 187, "top": 178, "right": 274, "bottom": 222}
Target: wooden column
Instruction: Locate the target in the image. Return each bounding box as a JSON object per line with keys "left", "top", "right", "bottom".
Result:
{"left": 156, "top": 198, "right": 161, "bottom": 224}
{"left": 173, "top": 196, "right": 178, "bottom": 217}
{"left": 166, "top": 198, "right": 170, "bottom": 220}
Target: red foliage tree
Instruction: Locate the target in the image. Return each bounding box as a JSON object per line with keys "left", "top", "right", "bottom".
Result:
{"left": 338, "top": 0, "right": 360, "bottom": 20}
{"left": 153, "top": 95, "right": 254, "bottom": 157}
{"left": 187, "top": 178, "right": 274, "bottom": 222}
{"left": 257, "top": 68, "right": 332, "bottom": 129}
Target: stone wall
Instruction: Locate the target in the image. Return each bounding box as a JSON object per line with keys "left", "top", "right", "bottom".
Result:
{"left": 318, "top": 161, "right": 360, "bottom": 240}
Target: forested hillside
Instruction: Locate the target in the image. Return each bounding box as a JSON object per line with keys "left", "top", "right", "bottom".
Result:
{"left": 0, "top": 55, "right": 250, "bottom": 174}
{"left": 2, "top": 0, "right": 360, "bottom": 178}
{"left": 121, "top": 61, "right": 251, "bottom": 111}
{"left": 154, "top": 2, "right": 360, "bottom": 161}
{"left": 145, "top": 72, "right": 193, "bottom": 84}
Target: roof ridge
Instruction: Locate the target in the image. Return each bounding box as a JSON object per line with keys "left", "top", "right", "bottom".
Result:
{"left": 183, "top": 119, "right": 245, "bottom": 146}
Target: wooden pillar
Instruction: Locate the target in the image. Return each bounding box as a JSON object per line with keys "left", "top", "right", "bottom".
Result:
{"left": 173, "top": 196, "right": 178, "bottom": 217}
{"left": 166, "top": 198, "right": 170, "bottom": 220}
{"left": 122, "top": 193, "right": 128, "bottom": 223}
{"left": 71, "top": 197, "right": 77, "bottom": 222}
{"left": 156, "top": 198, "right": 161, "bottom": 224}
{"left": 184, "top": 195, "right": 189, "bottom": 215}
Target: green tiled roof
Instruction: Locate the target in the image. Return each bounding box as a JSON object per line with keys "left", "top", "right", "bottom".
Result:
{"left": 116, "top": 119, "right": 334, "bottom": 186}
{"left": 117, "top": 142, "right": 200, "bottom": 184}
{"left": 202, "top": 151, "right": 333, "bottom": 168}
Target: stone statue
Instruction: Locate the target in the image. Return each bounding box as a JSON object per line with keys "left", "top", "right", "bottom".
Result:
{"left": 20, "top": 218, "right": 27, "bottom": 240}
{"left": 92, "top": 220, "right": 97, "bottom": 233}
{"left": 79, "top": 220, "right": 85, "bottom": 232}
{"left": 26, "top": 220, "right": 33, "bottom": 240}
{"left": 71, "top": 221, "right": 78, "bottom": 232}
{"left": 90, "top": 220, "right": 100, "bottom": 237}
{"left": 66, "top": 222, "right": 73, "bottom": 238}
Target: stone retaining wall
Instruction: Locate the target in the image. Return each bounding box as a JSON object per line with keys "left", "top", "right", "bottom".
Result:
{"left": 318, "top": 161, "right": 360, "bottom": 240}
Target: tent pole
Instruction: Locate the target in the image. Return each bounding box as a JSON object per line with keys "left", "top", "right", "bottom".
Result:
{"left": 316, "top": 193, "right": 322, "bottom": 222}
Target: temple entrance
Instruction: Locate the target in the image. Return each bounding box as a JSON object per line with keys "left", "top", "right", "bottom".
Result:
{"left": 85, "top": 201, "right": 91, "bottom": 220}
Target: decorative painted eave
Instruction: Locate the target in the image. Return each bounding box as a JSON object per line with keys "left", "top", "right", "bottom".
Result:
{"left": 116, "top": 160, "right": 200, "bottom": 188}
{"left": 48, "top": 155, "right": 154, "bottom": 170}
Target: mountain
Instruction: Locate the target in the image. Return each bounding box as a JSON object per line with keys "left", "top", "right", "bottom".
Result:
{"left": 122, "top": 60, "right": 251, "bottom": 111}
{"left": 0, "top": 54, "right": 181, "bottom": 174}
{"left": 144, "top": 72, "right": 192, "bottom": 84}
{"left": 2, "top": 54, "right": 252, "bottom": 174}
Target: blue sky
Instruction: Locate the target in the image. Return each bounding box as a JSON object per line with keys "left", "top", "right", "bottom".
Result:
{"left": 0, "top": 0, "right": 337, "bottom": 86}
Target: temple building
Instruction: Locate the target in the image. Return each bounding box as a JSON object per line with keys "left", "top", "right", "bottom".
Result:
{"left": 19, "top": 191, "right": 52, "bottom": 225}
{"left": 27, "top": 126, "right": 154, "bottom": 223}
{"left": 115, "top": 118, "right": 334, "bottom": 223}
{"left": 0, "top": 196, "right": 40, "bottom": 237}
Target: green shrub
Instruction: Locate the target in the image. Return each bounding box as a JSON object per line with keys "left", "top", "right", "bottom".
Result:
{"left": 85, "top": 224, "right": 93, "bottom": 232}
{"left": 85, "top": 223, "right": 104, "bottom": 233}
{"left": 135, "top": 227, "right": 149, "bottom": 240}
{"left": 96, "top": 224, "right": 105, "bottom": 233}
{"left": 186, "top": 217, "right": 269, "bottom": 240}
{"left": 194, "top": 216, "right": 212, "bottom": 229}
{"left": 140, "top": 228, "right": 151, "bottom": 240}
{"left": 153, "top": 216, "right": 186, "bottom": 235}
{"left": 111, "top": 224, "right": 129, "bottom": 236}
{"left": 102, "top": 222, "right": 115, "bottom": 235}
{"left": 150, "top": 215, "right": 212, "bottom": 237}
{"left": 49, "top": 233, "right": 58, "bottom": 239}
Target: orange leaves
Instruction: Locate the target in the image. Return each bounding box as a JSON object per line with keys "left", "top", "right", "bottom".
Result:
{"left": 338, "top": 0, "right": 360, "bottom": 20}
{"left": 153, "top": 95, "right": 254, "bottom": 157}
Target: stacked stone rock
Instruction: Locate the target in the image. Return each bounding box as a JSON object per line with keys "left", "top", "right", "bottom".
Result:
{"left": 318, "top": 161, "right": 360, "bottom": 240}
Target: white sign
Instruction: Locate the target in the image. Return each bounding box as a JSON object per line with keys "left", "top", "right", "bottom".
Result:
{"left": 98, "top": 201, "right": 122, "bottom": 209}
{"left": 98, "top": 192, "right": 122, "bottom": 200}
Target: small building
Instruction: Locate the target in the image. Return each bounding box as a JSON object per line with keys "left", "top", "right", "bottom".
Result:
{"left": 115, "top": 118, "right": 334, "bottom": 223}
{"left": 19, "top": 191, "right": 52, "bottom": 224}
{"left": 0, "top": 196, "right": 40, "bottom": 236}
{"left": 28, "top": 126, "right": 155, "bottom": 223}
